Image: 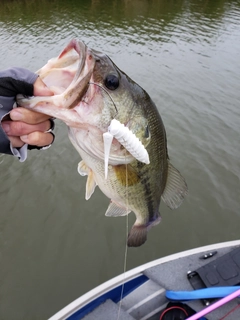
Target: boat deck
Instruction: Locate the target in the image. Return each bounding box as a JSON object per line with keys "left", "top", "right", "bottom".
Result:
{"left": 50, "top": 241, "right": 240, "bottom": 320}
{"left": 84, "top": 244, "right": 240, "bottom": 320}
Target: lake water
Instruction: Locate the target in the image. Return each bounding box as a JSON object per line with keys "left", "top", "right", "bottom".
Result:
{"left": 0, "top": 0, "right": 239, "bottom": 319}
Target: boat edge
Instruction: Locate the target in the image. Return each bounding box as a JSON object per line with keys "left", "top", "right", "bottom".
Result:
{"left": 48, "top": 240, "right": 240, "bottom": 320}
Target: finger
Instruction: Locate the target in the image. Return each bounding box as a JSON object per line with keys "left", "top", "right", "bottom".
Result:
{"left": 2, "top": 120, "right": 52, "bottom": 136}
{"left": 10, "top": 108, "right": 51, "bottom": 124}
{"left": 33, "top": 77, "right": 54, "bottom": 96}
{"left": 20, "top": 132, "right": 54, "bottom": 147}
{"left": 8, "top": 136, "right": 24, "bottom": 148}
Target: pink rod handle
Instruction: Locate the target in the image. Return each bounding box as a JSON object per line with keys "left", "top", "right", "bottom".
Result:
{"left": 186, "top": 288, "right": 240, "bottom": 320}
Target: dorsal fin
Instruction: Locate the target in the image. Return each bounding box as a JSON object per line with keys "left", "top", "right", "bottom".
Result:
{"left": 161, "top": 161, "right": 188, "bottom": 209}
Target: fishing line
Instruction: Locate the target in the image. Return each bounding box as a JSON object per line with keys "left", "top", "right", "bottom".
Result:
{"left": 88, "top": 82, "right": 118, "bottom": 117}
{"left": 220, "top": 304, "right": 240, "bottom": 320}
{"left": 117, "top": 155, "right": 129, "bottom": 320}
{"left": 88, "top": 82, "right": 137, "bottom": 124}
{"left": 89, "top": 82, "right": 133, "bottom": 318}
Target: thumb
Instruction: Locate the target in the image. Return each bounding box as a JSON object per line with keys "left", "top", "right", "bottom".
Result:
{"left": 33, "top": 77, "right": 54, "bottom": 96}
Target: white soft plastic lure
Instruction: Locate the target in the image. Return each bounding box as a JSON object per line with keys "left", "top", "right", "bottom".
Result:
{"left": 103, "top": 119, "right": 150, "bottom": 179}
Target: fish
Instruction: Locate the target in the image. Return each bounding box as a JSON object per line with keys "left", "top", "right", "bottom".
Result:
{"left": 17, "top": 39, "right": 188, "bottom": 247}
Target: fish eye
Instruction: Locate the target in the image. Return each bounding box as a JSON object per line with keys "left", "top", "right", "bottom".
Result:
{"left": 104, "top": 74, "right": 119, "bottom": 90}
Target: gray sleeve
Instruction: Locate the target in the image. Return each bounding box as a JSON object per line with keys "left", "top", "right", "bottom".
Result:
{"left": 0, "top": 67, "right": 38, "bottom": 160}
{"left": 0, "top": 96, "right": 16, "bottom": 156}
{"left": 0, "top": 67, "right": 38, "bottom": 96}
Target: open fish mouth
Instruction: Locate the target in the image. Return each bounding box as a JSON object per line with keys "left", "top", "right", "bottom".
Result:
{"left": 56, "top": 39, "right": 89, "bottom": 109}
{"left": 54, "top": 39, "right": 99, "bottom": 110}
{"left": 37, "top": 39, "right": 88, "bottom": 93}
{"left": 17, "top": 39, "right": 150, "bottom": 172}
{"left": 17, "top": 39, "right": 96, "bottom": 116}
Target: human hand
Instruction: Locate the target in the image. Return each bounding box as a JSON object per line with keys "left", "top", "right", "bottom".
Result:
{"left": 2, "top": 77, "right": 55, "bottom": 148}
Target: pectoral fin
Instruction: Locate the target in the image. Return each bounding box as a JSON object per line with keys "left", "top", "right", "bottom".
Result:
{"left": 105, "top": 201, "right": 131, "bottom": 217}
{"left": 161, "top": 161, "right": 188, "bottom": 209}
{"left": 78, "top": 160, "right": 89, "bottom": 176}
{"left": 77, "top": 161, "right": 97, "bottom": 200}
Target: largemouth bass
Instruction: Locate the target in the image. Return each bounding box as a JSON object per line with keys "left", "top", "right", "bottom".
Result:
{"left": 17, "top": 39, "right": 188, "bottom": 247}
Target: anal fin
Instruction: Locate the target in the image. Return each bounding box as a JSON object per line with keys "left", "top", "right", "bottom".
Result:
{"left": 105, "top": 201, "right": 131, "bottom": 217}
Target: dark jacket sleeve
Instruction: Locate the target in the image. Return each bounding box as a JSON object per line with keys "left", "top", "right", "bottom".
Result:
{"left": 0, "top": 67, "right": 38, "bottom": 157}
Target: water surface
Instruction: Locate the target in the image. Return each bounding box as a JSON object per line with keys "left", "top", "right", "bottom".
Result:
{"left": 0, "top": 0, "right": 240, "bottom": 319}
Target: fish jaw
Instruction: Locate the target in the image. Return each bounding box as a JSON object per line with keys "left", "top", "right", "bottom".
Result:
{"left": 16, "top": 39, "right": 96, "bottom": 127}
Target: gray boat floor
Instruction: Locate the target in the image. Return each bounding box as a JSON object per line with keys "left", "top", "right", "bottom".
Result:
{"left": 145, "top": 245, "right": 240, "bottom": 320}
{"left": 82, "top": 244, "right": 240, "bottom": 320}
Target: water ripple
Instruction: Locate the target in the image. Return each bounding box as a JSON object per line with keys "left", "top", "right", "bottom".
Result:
{"left": 0, "top": 1, "right": 240, "bottom": 319}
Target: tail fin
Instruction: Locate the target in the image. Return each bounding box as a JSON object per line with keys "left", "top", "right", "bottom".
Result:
{"left": 127, "top": 225, "right": 148, "bottom": 247}
{"left": 127, "top": 216, "right": 161, "bottom": 247}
